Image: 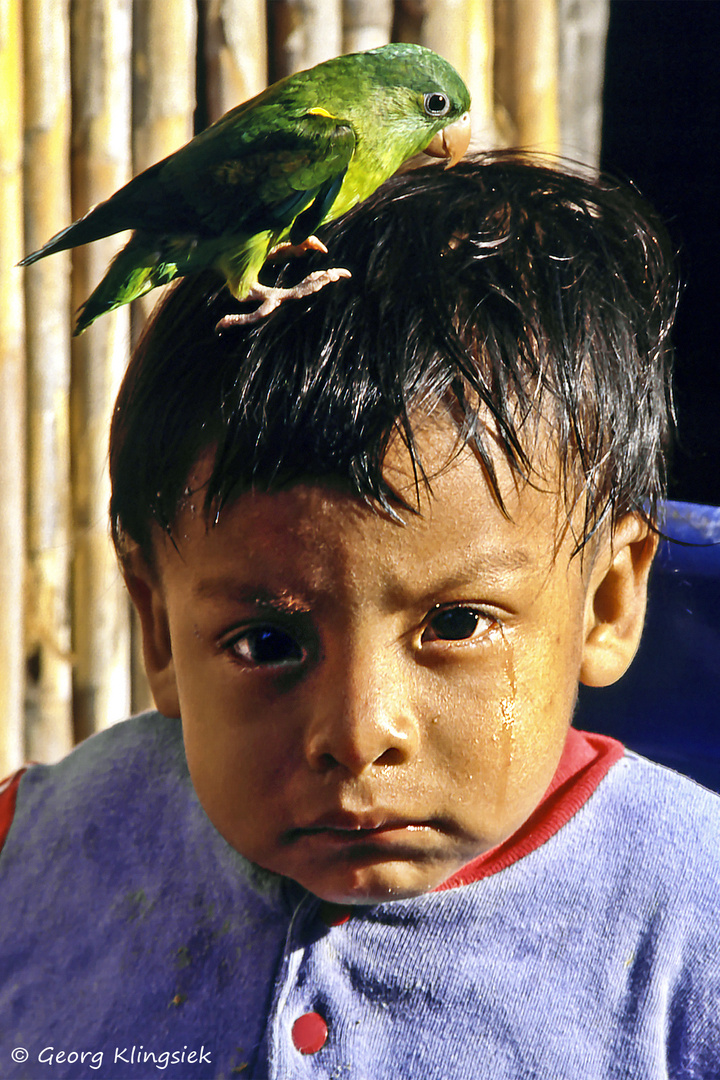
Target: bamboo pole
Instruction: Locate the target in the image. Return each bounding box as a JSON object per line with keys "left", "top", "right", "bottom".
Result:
{"left": 70, "top": 0, "right": 133, "bottom": 742}
{"left": 494, "top": 0, "right": 560, "bottom": 154}
{"left": 269, "top": 0, "right": 343, "bottom": 80}
{"left": 201, "top": 0, "right": 267, "bottom": 124}
{"left": 342, "top": 0, "right": 393, "bottom": 53}
{"left": 129, "top": 0, "right": 198, "bottom": 713}
{"left": 0, "top": 0, "right": 26, "bottom": 774}
{"left": 22, "top": 0, "right": 74, "bottom": 764}
{"left": 419, "top": 0, "right": 497, "bottom": 149}
{"left": 132, "top": 0, "right": 197, "bottom": 169}
{"left": 131, "top": 0, "right": 197, "bottom": 326}
{"left": 557, "top": 0, "right": 609, "bottom": 166}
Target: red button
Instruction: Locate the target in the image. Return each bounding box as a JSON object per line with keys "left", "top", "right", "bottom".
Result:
{"left": 291, "top": 1011, "right": 328, "bottom": 1054}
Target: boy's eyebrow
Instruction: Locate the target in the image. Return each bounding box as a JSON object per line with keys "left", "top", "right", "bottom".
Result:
{"left": 192, "top": 546, "right": 534, "bottom": 610}
{"left": 444, "top": 546, "right": 533, "bottom": 575}
{"left": 380, "top": 546, "right": 535, "bottom": 608}
{"left": 193, "top": 580, "right": 312, "bottom": 612}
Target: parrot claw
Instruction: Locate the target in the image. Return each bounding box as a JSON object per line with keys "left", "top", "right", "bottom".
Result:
{"left": 216, "top": 268, "right": 351, "bottom": 331}
{"left": 268, "top": 235, "right": 329, "bottom": 261}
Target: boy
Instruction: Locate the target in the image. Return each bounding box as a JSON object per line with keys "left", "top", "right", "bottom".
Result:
{"left": 1, "top": 154, "right": 719, "bottom": 1079}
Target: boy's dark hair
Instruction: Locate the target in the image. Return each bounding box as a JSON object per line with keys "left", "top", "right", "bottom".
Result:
{"left": 109, "top": 152, "right": 678, "bottom": 560}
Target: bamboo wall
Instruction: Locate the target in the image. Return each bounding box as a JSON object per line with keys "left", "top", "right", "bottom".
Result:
{"left": 0, "top": 0, "right": 608, "bottom": 773}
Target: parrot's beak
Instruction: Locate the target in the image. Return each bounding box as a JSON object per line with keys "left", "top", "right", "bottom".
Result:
{"left": 425, "top": 112, "right": 471, "bottom": 168}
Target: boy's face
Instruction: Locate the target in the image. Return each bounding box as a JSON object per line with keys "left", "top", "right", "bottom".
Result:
{"left": 137, "top": 420, "right": 646, "bottom": 904}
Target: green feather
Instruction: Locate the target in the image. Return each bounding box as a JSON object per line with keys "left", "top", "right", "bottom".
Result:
{"left": 20, "top": 43, "right": 471, "bottom": 334}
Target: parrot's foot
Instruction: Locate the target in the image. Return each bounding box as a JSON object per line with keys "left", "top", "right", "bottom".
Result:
{"left": 267, "top": 235, "right": 329, "bottom": 261}
{"left": 216, "top": 268, "right": 351, "bottom": 331}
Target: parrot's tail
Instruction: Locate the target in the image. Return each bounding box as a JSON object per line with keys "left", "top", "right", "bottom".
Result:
{"left": 74, "top": 236, "right": 179, "bottom": 335}
{"left": 19, "top": 201, "right": 137, "bottom": 267}
{"left": 20, "top": 161, "right": 166, "bottom": 267}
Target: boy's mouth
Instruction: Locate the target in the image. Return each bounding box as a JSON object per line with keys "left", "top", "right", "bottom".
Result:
{"left": 284, "top": 811, "right": 438, "bottom": 845}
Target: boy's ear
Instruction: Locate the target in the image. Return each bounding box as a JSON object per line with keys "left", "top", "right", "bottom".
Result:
{"left": 123, "top": 548, "right": 181, "bottom": 719}
{"left": 580, "top": 514, "right": 658, "bottom": 688}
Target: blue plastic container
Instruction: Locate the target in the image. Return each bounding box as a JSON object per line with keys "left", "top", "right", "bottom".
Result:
{"left": 575, "top": 502, "right": 720, "bottom": 793}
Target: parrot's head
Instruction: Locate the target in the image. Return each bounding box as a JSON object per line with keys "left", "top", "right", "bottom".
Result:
{"left": 361, "top": 42, "right": 472, "bottom": 168}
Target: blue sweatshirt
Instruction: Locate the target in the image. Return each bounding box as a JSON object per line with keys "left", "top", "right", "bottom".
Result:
{"left": 0, "top": 713, "right": 719, "bottom": 1079}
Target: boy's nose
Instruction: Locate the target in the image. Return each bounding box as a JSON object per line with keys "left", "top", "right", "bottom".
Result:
{"left": 303, "top": 645, "right": 419, "bottom": 777}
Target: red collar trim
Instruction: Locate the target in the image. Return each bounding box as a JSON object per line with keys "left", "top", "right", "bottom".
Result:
{"left": 435, "top": 728, "right": 624, "bottom": 891}
{"left": 0, "top": 768, "right": 27, "bottom": 855}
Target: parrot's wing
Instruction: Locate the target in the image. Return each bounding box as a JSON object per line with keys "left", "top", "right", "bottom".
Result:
{"left": 20, "top": 111, "right": 356, "bottom": 264}
{"left": 157, "top": 112, "right": 357, "bottom": 240}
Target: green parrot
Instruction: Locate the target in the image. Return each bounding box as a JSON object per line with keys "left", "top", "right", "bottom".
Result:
{"left": 20, "top": 42, "right": 471, "bottom": 333}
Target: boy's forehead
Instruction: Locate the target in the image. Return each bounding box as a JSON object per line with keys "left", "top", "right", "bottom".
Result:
{"left": 159, "top": 417, "right": 584, "bottom": 597}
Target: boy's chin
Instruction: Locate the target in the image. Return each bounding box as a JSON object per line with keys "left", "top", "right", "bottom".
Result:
{"left": 287, "top": 858, "right": 460, "bottom": 906}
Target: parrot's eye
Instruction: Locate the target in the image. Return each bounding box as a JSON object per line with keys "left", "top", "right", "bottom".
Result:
{"left": 423, "top": 92, "right": 451, "bottom": 117}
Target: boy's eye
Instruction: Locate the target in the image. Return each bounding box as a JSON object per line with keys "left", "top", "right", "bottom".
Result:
{"left": 422, "top": 606, "right": 495, "bottom": 643}
{"left": 227, "top": 626, "right": 305, "bottom": 667}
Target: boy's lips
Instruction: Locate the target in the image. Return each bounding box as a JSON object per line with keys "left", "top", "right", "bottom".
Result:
{"left": 284, "top": 810, "right": 440, "bottom": 845}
